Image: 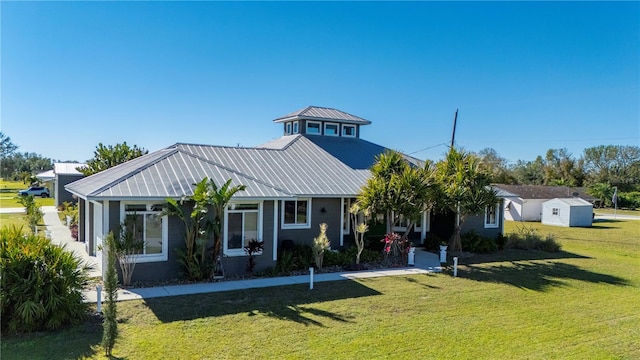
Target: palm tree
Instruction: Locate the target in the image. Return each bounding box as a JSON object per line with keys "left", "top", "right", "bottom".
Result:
{"left": 358, "top": 150, "right": 438, "bottom": 240}
{"left": 436, "top": 148, "right": 498, "bottom": 253}
{"left": 588, "top": 182, "right": 612, "bottom": 208}
{"left": 210, "top": 179, "right": 246, "bottom": 262}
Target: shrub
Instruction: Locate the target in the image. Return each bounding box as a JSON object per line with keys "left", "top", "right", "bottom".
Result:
{"left": 506, "top": 225, "right": 562, "bottom": 252}
{"left": 423, "top": 233, "right": 445, "bottom": 252}
{"left": 276, "top": 250, "right": 298, "bottom": 273}
{"left": 381, "top": 232, "right": 408, "bottom": 266}
{"left": 312, "top": 223, "right": 330, "bottom": 269}
{"left": 70, "top": 223, "right": 79, "bottom": 240}
{"left": 102, "top": 232, "right": 119, "bottom": 356}
{"left": 16, "top": 195, "right": 43, "bottom": 232}
{"left": 244, "top": 240, "right": 264, "bottom": 274}
{"left": 460, "top": 231, "right": 498, "bottom": 253}
{"left": 0, "top": 225, "right": 90, "bottom": 334}
{"left": 291, "top": 244, "right": 313, "bottom": 270}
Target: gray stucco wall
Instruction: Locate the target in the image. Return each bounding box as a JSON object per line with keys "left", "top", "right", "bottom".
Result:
{"left": 55, "top": 174, "right": 84, "bottom": 207}
{"left": 277, "top": 198, "right": 343, "bottom": 250}
{"left": 78, "top": 199, "right": 86, "bottom": 242}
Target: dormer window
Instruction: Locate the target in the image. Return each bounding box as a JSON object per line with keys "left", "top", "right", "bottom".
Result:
{"left": 324, "top": 123, "right": 339, "bottom": 136}
{"left": 285, "top": 123, "right": 292, "bottom": 135}
{"left": 342, "top": 125, "right": 356, "bottom": 137}
{"left": 293, "top": 121, "right": 299, "bottom": 134}
{"left": 307, "top": 121, "right": 321, "bottom": 134}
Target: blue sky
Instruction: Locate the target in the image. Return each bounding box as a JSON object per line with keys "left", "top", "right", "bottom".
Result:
{"left": 2, "top": 1, "right": 638, "bottom": 165}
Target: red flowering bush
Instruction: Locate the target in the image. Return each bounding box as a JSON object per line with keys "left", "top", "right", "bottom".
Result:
{"left": 381, "top": 232, "right": 409, "bottom": 266}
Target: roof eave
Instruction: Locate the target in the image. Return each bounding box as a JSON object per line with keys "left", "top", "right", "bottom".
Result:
{"left": 273, "top": 115, "right": 371, "bottom": 125}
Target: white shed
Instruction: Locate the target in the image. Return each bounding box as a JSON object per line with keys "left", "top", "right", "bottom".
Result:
{"left": 542, "top": 198, "right": 593, "bottom": 227}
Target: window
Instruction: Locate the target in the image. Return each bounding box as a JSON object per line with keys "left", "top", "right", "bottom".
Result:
{"left": 324, "top": 123, "right": 339, "bottom": 136}
{"left": 292, "top": 121, "right": 299, "bottom": 134}
{"left": 224, "top": 203, "right": 262, "bottom": 256}
{"left": 552, "top": 208, "right": 559, "bottom": 216}
{"left": 484, "top": 203, "right": 499, "bottom": 228}
{"left": 343, "top": 198, "right": 351, "bottom": 235}
{"left": 342, "top": 125, "right": 356, "bottom": 137}
{"left": 392, "top": 213, "right": 422, "bottom": 232}
{"left": 285, "top": 123, "right": 292, "bottom": 135}
{"left": 307, "top": 121, "right": 321, "bottom": 134}
{"left": 121, "top": 203, "right": 168, "bottom": 262}
{"left": 282, "top": 199, "right": 311, "bottom": 228}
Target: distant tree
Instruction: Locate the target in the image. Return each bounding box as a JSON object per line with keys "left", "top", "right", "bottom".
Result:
{"left": 588, "top": 182, "right": 613, "bottom": 208}
{"left": 583, "top": 145, "right": 640, "bottom": 190}
{"left": 436, "top": 148, "right": 498, "bottom": 253}
{"left": 542, "top": 148, "right": 585, "bottom": 186}
{"left": 0, "top": 132, "right": 18, "bottom": 159}
{"left": 477, "top": 148, "right": 516, "bottom": 184}
{"left": 0, "top": 152, "right": 52, "bottom": 181}
{"left": 511, "top": 156, "right": 545, "bottom": 185}
{"left": 79, "top": 142, "right": 148, "bottom": 176}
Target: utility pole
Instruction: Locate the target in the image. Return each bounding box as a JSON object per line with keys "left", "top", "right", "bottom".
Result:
{"left": 450, "top": 109, "right": 458, "bottom": 149}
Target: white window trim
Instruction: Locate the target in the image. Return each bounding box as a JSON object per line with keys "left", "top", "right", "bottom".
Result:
{"left": 324, "top": 122, "right": 339, "bottom": 137}
{"left": 281, "top": 198, "right": 312, "bottom": 229}
{"left": 342, "top": 125, "right": 356, "bottom": 138}
{"left": 306, "top": 121, "right": 321, "bottom": 135}
{"left": 552, "top": 208, "right": 560, "bottom": 216}
{"left": 285, "top": 123, "right": 292, "bottom": 135}
{"left": 223, "top": 201, "right": 263, "bottom": 257}
{"left": 120, "top": 202, "right": 169, "bottom": 263}
{"left": 392, "top": 212, "right": 423, "bottom": 232}
{"left": 292, "top": 121, "right": 299, "bottom": 134}
{"left": 484, "top": 203, "right": 500, "bottom": 229}
{"left": 342, "top": 198, "right": 351, "bottom": 236}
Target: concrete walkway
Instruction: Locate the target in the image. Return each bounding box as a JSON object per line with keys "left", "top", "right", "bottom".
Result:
{"left": 84, "top": 249, "right": 442, "bottom": 303}
{"left": 40, "top": 206, "right": 103, "bottom": 278}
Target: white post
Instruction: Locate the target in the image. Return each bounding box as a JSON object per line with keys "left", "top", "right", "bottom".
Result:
{"left": 408, "top": 246, "right": 415, "bottom": 266}
{"left": 96, "top": 285, "right": 102, "bottom": 313}
{"left": 309, "top": 267, "right": 314, "bottom": 290}
{"left": 453, "top": 257, "right": 458, "bottom": 277}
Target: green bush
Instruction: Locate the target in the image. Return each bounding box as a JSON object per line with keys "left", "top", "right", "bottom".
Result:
{"left": 619, "top": 191, "right": 640, "bottom": 209}
{"left": 460, "top": 231, "right": 498, "bottom": 253}
{"left": 423, "top": 233, "right": 445, "bottom": 251}
{"left": 0, "top": 226, "right": 91, "bottom": 334}
{"left": 506, "top": 225, "right": 562, "bottom": 252}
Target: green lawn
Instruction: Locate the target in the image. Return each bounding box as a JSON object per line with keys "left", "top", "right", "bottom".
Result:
{"left": 594, "top": 208, "right": 639, "bottom": 217}
{"left": 2, "top": 220, "right": 639, "bottom": 359}
{"left": 0, "top": 179, "right": 54, "bottom": 208}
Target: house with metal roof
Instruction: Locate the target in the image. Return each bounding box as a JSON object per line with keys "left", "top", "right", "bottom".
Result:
{"left": 36, "top": 162, "right": 86, "bottom": 207}
{"left": 492, "top": 184, "right": 596, "bottom": 222}
{"left": 67, "top": 106, "right": 504, "bottom": 282}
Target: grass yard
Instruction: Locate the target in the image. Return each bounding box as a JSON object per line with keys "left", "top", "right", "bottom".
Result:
{"left": 0, "top": 214, "right": 28, "bottom": 228}
{"left": 0, "top": 179, "right": 54, "bottom": 208}
{"left": 594, "top": 208, "right": 639, "bottom": 217}
{"left": 2, "top": 220, "right": 639, "bottom": 359}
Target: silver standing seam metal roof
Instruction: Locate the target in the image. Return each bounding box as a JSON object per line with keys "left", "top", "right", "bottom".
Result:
{"left": 273, "top": 106, "right": 372, "bottom": 125}
{"left": 65, "top": 105, "right": 428, "bottom": 201}
{"left": 66, "top": 135, "right": 375, "bottom": 200}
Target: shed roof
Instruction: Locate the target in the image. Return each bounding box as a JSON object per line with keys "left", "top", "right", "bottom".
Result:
{"left": 273, "top": 106, "right": 372, "bottom": 125}
{"left": 492, "top": 184, "right": 596, "bottom": 201}
{"left": 54, "top": 162, "right": 86, "bottom": 175}
{"left": 545, "top": 198, "right": 593, "bottom": 207}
